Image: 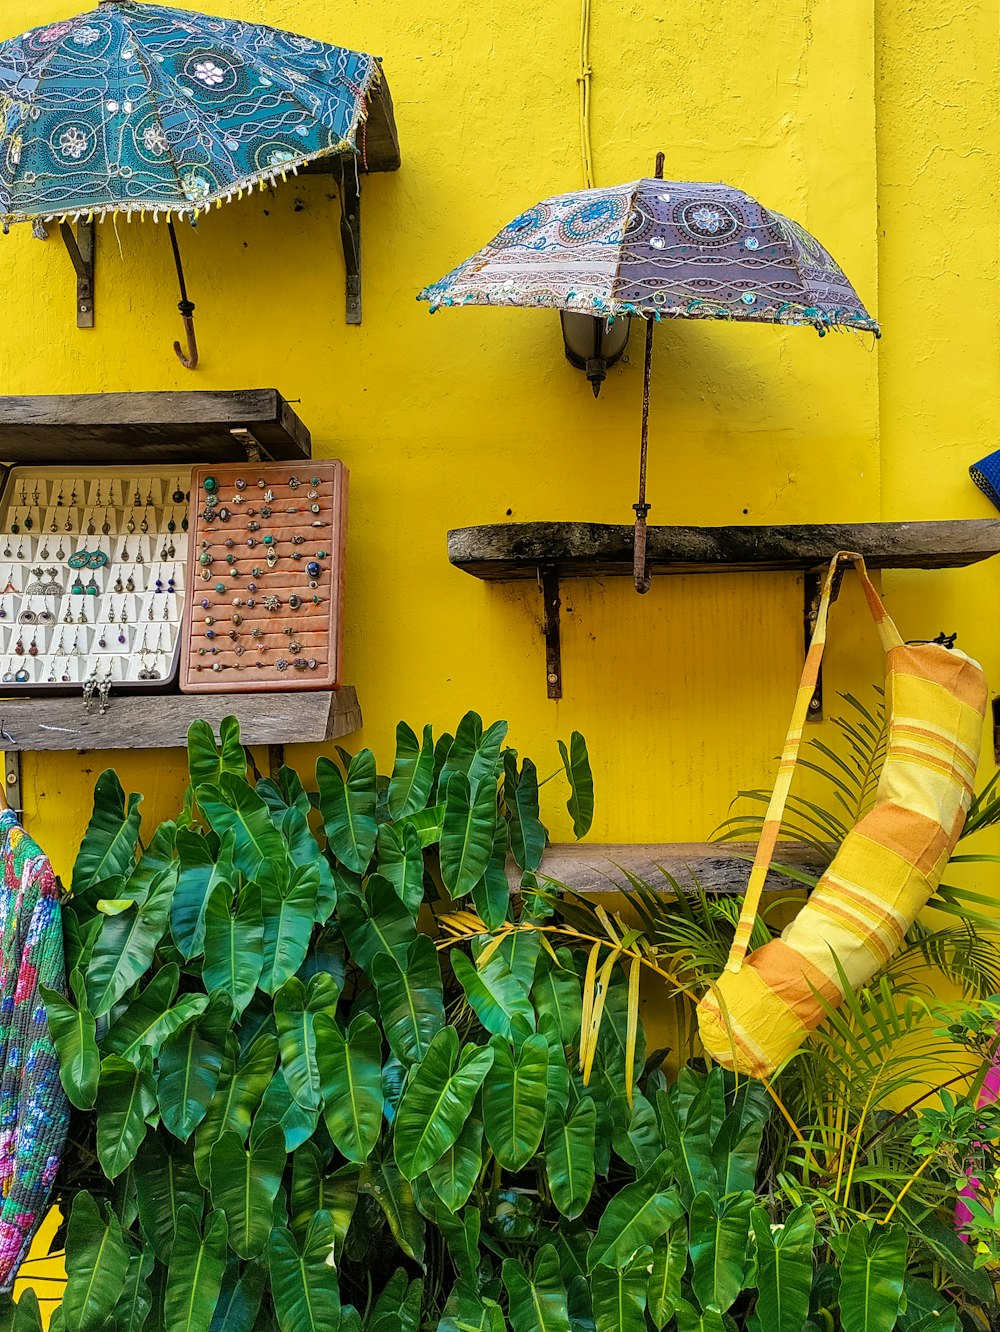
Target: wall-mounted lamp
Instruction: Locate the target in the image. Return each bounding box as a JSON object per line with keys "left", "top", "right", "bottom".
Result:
{"left": 559, "top": 311, "right": 631, "bottom": 396}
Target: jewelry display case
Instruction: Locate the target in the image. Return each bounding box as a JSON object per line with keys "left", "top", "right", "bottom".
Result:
{"left": 180, "top": 462, "right": 348, "bottom": 693}
{"left": 0, "top": 466, "right": 190, "bottom": 701}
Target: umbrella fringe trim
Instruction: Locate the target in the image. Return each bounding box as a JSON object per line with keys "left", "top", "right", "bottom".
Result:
{"left": 0, "top": 59, "right": 382, "bottom": 231}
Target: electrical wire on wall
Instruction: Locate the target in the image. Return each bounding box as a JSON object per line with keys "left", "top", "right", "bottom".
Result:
{"left": 578, "top": 0, "right": 595, "bottom": 188}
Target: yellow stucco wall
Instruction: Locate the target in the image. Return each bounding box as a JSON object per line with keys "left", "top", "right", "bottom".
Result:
{"left": 0, "top": 1, "right": 996, "bottom": 878}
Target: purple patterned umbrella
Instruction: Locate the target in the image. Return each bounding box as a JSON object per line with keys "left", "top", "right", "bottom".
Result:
{"left": 418, "top": 156, "right": 879, "bottom": 590}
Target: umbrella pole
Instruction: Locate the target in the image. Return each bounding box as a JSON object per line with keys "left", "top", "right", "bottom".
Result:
{"left": 632, "top": 315, "right": 654, "bottom": 594}
{"left": 632, "top": 150, "right": 665, "bottom": 594}
{"left": 168, "top": 219, "right": 199, "bottom": 371}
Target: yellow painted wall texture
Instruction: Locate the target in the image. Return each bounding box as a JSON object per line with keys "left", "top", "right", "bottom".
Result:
{"left": 0, "top": 0, "right": 997, "bottom": 888}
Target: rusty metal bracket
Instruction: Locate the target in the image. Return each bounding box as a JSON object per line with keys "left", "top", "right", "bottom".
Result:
{"left": 539, "top": 567, "right": 562, "bottom": 699}
{"left": 229, "top": 427, "right": 265, "bottom": 463}
{"left": 804, "top": 563, "right": 848, "bottom": 722}
{"left": 59, "top": 220, "right": 95, "bottom": 328}
{"left": 334, "top": 158, "right": 362, "bottom": 325}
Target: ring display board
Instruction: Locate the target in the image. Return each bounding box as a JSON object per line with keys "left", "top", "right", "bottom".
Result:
{"left": 0, "top": 466, "right": 190, "bottom": 694}
{"left": 180, "top": 462, "right": 348, "bottom": 693}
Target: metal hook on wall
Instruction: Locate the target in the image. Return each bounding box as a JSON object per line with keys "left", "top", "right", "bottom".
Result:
{"left": 168, "top": 218, "right": 199, "bottom": 370}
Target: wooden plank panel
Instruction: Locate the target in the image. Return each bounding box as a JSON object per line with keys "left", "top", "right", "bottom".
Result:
{"left": 0, "top": 686, "right": 361, "bottom": 751}
{"left": 302, "top": 76, "right": 401, "bottom": 174}
{"left": 529, "top": 841, "right": 824, "bottom": 896}
{"left": 449, "top": 520, "right": 1000, "bottom": 580}
{"left": 0, "top": 390, "right": 311, "bottom": 463}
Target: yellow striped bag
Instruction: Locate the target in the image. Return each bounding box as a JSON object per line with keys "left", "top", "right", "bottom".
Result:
{"left": 697, "top": 552, "right": 988, "bottom": 1078}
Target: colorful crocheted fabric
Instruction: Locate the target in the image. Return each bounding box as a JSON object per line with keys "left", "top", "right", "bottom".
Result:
{"left": 0, "top": 809, "right": 68, "bottom": 1292}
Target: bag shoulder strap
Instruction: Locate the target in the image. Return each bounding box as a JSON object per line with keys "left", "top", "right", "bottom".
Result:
{"left": 725, "top": 552, "right": 902, "bottom": 973}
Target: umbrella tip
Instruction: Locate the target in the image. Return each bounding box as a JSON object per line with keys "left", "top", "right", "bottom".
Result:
{"left": 591, "top": 380, "right": 601, "bottom": 399}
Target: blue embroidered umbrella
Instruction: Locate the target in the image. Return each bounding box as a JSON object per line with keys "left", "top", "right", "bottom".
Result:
{"left": 0, "top": 0, "right": 382, "bottom": 364}
{"left": 419, "top": 155, "right": 879, "bottom": 590}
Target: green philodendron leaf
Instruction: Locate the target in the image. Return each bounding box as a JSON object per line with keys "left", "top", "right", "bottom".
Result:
{"left": 197, "top": 773, "right": 287, "bottom": 884}
{"left": 275, "top": 974, "right": 340, "bottom": 1113}
{"left": 440, "top": 772, "right": 498, "bottom": 898}
{"left": 502, "top": 1246, "right": 571, "bottom": 1332}
{"left": 103, "top": 964, "right": 203, "bottom": 1064}
{"left": 544, "top": 1097, "right": 596, "bottom": 1220}
{"left": 587, "top": 1152, "right": 682, "bottom": 1273}
{"left": 269, "top": 1211, "right": 341, "bottom": 1332}
{"left": 366, "top": 1269, "right": 423, "bottom": 1332}
{"left": 537, "top": 1014, "right": 570, "bottom": 1114}
{"left": 315, "top": 1011, "right": 383, "bottom": 1163}
{"left": 85, "top": 868, "right": 175, "bottom": 1017}
{"left": 483, "top": 1033, "right": 548, "bottom": 1171}
{"left": 127, "top": 819, "right": 179, "bottom": 899}
{"left": 440, "top": 714, "right": 508, "bottom": 793}
{"left": 428, "top": 1115, "right": 484, "bottom": 1213}
{"left": 532, "top": 949, "right": 583, "bottom": 1047}
{"left": 62, "top": 1191, "right": 131, "bottom": 1332}
{"left": 372, "top": 933, "right": 445, "bottom": 1066}
{"left": 41, "top": 969, "right": 99, "bottom": 1110}
{"left": 394, "top": 1026, "right": 495, "bottom": 1179}
{"left": 558, "top": 733, "right": 594, "bottom": 839}
{"left": 438, "top": 1285, "right": 506, "bottom": 1332}
{"left": 451, "top": 949, "right": 535, "bottom": 1040}
{"left": 689, "top": 1191, "right": 753, "bottom": 1315}
{"left": 157, "top": 992, "right": 231, "bottom": 1141}
{"left": 317, "top": 749, "right": 378, "bottom": 874}
{"left": 195, "top": 1032, "right": 278, "bottom": 1183}
{"left": 96, "top": 1051, "right": 157, "bottom": 1179}
{"left": 656, "top": 1088, "right": 716, "bottom": 1206}
{"left": 278, "top": 806, "right": 337, "bottom": 924}
{"left": 396, "top": 804, "right": 445, "bottom": 848}
{"left": 188, "top": 718, "right": 247, "bottom": 790}
{"left": 171, "top": 829, "right": 236, "bottom": 960}
{"left": 72, "top": 770, "right": 142, "bottom": 892}
{"left": 590, "top": 1259, "right": 649, "bottom": 1332}
{"left": 361, "top": 1149, "right": 425, "bottom": 1263}
{"left": 388, "top": 722, "right": 435, "bottom": 820}
{"left": 252, "top": 1067, "right": 319, "bottom": 1152}
{"left": 6, "top": 1289, "right": 42, "bottom": 1332}
{"left": 209, "top": 1258, "right": 267, "bottom": 1332}
{"left": 260, "top": 866, "right": 319, "bottom": 996}
{"left": 290, "top": 1143, "right": 360, "bottom": 1252}
{"left": 337, "top": 876, "right": 417, "bottom": 977}
{"left": 164, "top": 1207, "right": 228, "bottom": 1332}
{"left": 840, "top": 1221, "right": 908, "bottom": 1332}
{"left": 377, "top": 821, "right": 426, "bottom": 917}
{"left": 209, "top": 1126, "right": 286, "bottom": 1259}
{"left": 751, "top": 1204, "right": 815, "bottom": 1332}
{"left": 135, "top": 1130, "right": 204, "bottom": 1261}
{"left": 110, "top": 1251, "right": 154, "bottom": 1332}
{"left": 472, "top": 818, "right": 512, "bottom": 930}
{"left": 203, "top": 883, "right": 264, "bottom": 1016}
{"left": 258, "top": 764, "right": 312, "bottom": 820}
{"left": 673, "top": 1298, "right": 726, "bottom": 1332}
{"left": 647, "top": 1223, "right": 688, "bottom": 1330}
{"left": 504, "top": 754, "right": 546, "bottom": 872}
{"left": 713, "top": 1112, "right": 764, "bottom": 1197}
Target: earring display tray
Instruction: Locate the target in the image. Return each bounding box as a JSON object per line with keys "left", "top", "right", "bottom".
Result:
{"left": 0, "top": 467, "right": 191, "bottom": 695}
{"left": 180, "top": 462, "right": 348, "bottom": 693}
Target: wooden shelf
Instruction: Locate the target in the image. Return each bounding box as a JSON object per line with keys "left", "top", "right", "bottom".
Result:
{"left": 449, "top": 520, "right": 1000, "bottom": 580}
{"left": 0, "top": 390, "right": 311, "bottom": 465}
{"left": 303, "top": 77, "right": 401, "bottom": 175}
{"left": 0, "top": 687, "right": 361, "bottom": 752}
{"left": 528, "top": 841, "right": 823, "bottom": 896}
{"left": 448, "top": 519, "right": 1000, "bottom": 702}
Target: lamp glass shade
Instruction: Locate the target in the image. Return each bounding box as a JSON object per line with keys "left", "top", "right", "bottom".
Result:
{"left": 559, "top": 311, "right": 631, "bottom": 395}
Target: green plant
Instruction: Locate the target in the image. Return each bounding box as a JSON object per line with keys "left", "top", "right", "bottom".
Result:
{"left": 7, "top": 709, "right": 999, "bottom": 1332}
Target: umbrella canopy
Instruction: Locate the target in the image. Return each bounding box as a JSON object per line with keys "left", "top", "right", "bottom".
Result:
{"left": 419, "top": 176, "right": 879, "bottom": 335}
{"left": 0, "top": 0, "right": 380, "bottom": 226}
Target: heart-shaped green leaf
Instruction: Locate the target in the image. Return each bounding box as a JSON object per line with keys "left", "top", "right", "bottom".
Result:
{"left": 483, "top": 1033, "right": 548, "bottom": 1171}
{"left": 388, "top": 722, "right": 435, "bottom": 820}
{"left": 440, "top": 773, "right": 497, "bottom": 898}
{"left": 72, "top": 770, "right": 142, "bottom": 893}
{"left": 157, "top": 993, "right": 231, "bottom": 1141}
{"left": 202, "top": 883, "right": 264, "bottom": 1016}
{"left": 85, "top": 868, "right": 174, "bottom": 1017}
{"left": 545, "top": 1097, "right": 596, "bottom": 1219}
{"left": 209, "top": 1125, "right": 286, "bottom": 1258}
{"left": 269, "top": 1211, "right": 341, "bottom": 1332}
{"left": 62, "top": 1191, "right": 130, "bottom": 1332}
{"left": 372, "top": 934, "right": 445, "bottom": 1066}
{"left": 163, "top": 1207, "right": 228, "bottom": 1332}
{"left": 317, "top": 750, "right": 378, "bottom": 874}
{"left": 41, "top": 969, "right": 99, "bottom": 1110}
{"left": 315, "top": 1010, "right": 383, "bottom": 1163}
{"left": 96, "top": 1051, "right": 156, "bottom": 1179}
{"left": 394, "top": 1027, "right": 495, "bottom": 1179}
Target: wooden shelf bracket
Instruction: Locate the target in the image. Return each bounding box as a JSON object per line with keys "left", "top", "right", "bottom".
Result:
{"left": 334, "top": 158, "right": 362, "bottom": 325}
{"left": 540, "top": 567, "right": 562, "bottom": 699}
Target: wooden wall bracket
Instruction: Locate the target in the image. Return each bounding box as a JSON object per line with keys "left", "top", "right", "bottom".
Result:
{"left": 59, "top": 220, "right": 95, "bottom": 328}
{"left": 334, "top": 159, "right": 362, "bottom": 325}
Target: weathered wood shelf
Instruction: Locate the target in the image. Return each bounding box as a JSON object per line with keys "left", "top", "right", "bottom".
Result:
{"left": 528, "top": 841, "right": 824, "bottom": 896}
{"left": 449, "top": 520, "right": 1000, "bottom": 580}
{"left": 448, "top": 519, "right": 1000, "bottom": 703}
{"left": 0, "top": 390, "right": 311, "bottom": 464}
{"left": 0, "top": 687, "right": 361, "bottom": 752}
